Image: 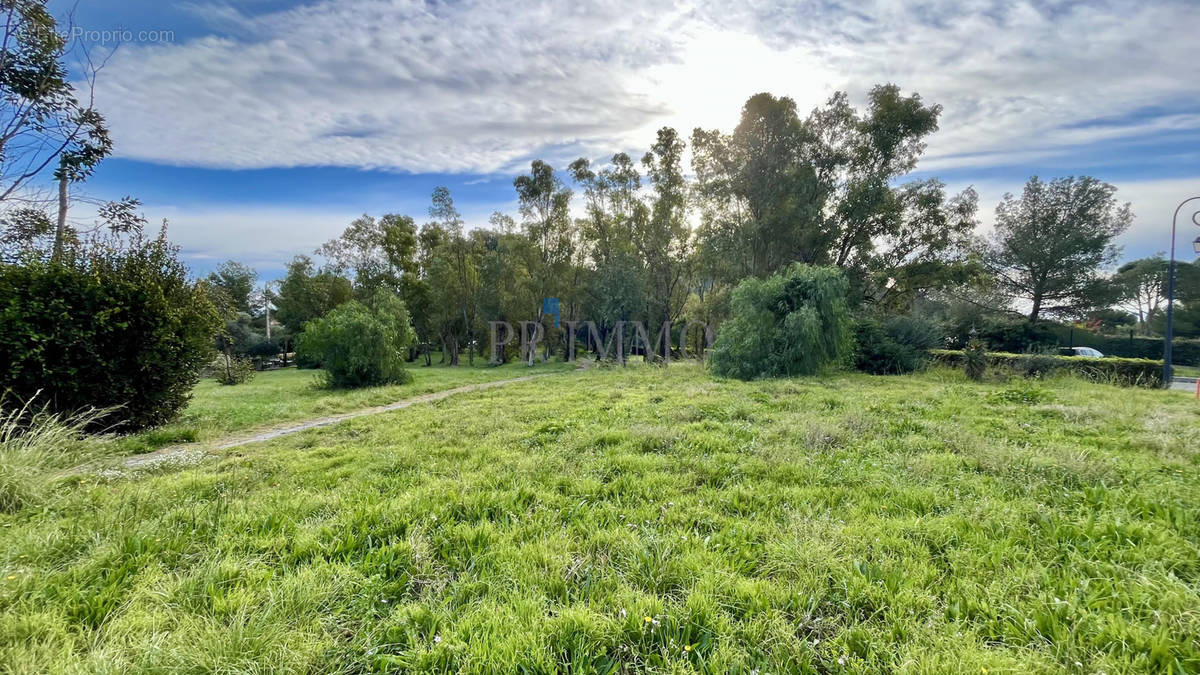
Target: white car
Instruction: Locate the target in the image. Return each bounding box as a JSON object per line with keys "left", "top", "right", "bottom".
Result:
{"left": 1069, "top": 347, "right": 1105, "bottom": 358}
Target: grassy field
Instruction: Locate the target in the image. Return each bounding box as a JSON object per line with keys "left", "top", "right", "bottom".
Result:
{"left": 2, "top": 364, "right": 1199, "bottom": 673}
{"left": 118, "top": 359, "right": 574, "bottom": 454}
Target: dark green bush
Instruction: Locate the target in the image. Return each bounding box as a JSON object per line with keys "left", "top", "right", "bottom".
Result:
{"left": 852, "top": 316, "right": 942, "bottom": 374}
{"left": 246, "top": 340, "right": 281, "bottom": 359}
{"left": 295, "top": 291, "right": 416, "bottom": 388}
{"left": 931, "top": 349, "right": 1163, "bottom": 388}
{"left": 0, "top": 237, "right": 220, "bottom": 431}
{"left": 709, "top": 264, "right": 852, "bottom": 380}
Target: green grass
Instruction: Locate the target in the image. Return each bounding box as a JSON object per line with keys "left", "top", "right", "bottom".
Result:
{"left": 117, "top": 359, "right": 574, "bottom": 454}
{"left": 3, "top": 364, "right": 1199, "bottom": 673}
{"left": 1175, "top": 365, "right": 1200, "bottom": 378}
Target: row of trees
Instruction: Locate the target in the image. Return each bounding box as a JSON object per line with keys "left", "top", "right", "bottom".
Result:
{"left": 244, "top": 92, "right": 1193, "bottom": 368}
{"left": 254, "top": 87, "right": 990, "bottom": 365}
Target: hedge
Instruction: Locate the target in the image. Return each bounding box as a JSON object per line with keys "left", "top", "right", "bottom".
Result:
{"left": 1044, "top": 327, "right": 1200, "bottom": 365}
{"left": 0, "top": 251, "right": 220, "bottom": 430}
{"left": 930, "top": 349, "right": 1164, "bottom": 388}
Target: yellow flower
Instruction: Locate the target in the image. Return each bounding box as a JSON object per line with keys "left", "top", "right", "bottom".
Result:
{"left": 644, "top": 616, "right": 652, "bottom": 623}
{"left": 6, "top": 575, "right": 14, "bottom": 580}
{"left": 684, "top": 645, "right": 693, "bottom": 652}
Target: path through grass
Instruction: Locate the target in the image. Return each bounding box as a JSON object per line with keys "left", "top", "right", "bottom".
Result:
{"left": 118, "top": 360, "right": 574, "bottom": 454}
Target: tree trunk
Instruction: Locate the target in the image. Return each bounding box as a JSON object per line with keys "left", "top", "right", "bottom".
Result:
{"left": 52, "top": 174, "right": 68, "bottom": 262}
{"left": 1028, "top": 294, "right": 1042, "bottom": 322}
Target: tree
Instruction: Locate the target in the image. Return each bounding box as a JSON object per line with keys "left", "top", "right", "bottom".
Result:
{"left": 318, "top": 213, "right": 418, "bottom": 297}
{"left": 639, "top": 127, "right": 691, "bottom": 353}
{"left": 0, "top": 1, "right": 113, "bottom": 258}
{"left": 569, "top": 153, "right": 647, "bottom": 353}
{"left": 708, "top": 264, "right": 853, "bottom": 380}
{"left": 514, "top": 160, "right": 574, "bottom": 363}
{"left": 206, "top": 260, "right": 257, "bottom": 315}
{"left": 986, "top": 176, "right": 1132, "bottom": 322}
{"left": 273, "top": 255, "right": 353, "bottom": 336}
{"left": 424, "top": 187, "right": 481, "bottom": 365}
{"left": 295, "top": 290, "right": 416, "bottom": 388}
{"left": 690, "top": 87, "right": 974, "bottom": 312}
{"left": 1112, "top": 255, "right": 1167, "bottom": 332}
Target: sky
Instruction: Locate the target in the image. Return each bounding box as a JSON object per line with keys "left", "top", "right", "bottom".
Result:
{"left": 52, "top": 0, "right": 1200, "bottom": 280}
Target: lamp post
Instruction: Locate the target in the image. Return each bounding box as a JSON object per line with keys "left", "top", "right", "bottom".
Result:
{"left": 1163, "top": 197, "right": 1200, "bottom": 384}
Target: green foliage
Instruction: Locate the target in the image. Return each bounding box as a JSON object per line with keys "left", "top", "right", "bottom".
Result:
{"left": 246, "top": 339, "right": 281, "bottom": 359}
{"left": 985, "top": 176, "right": 1132, "bottom": 321}
{"left": 296, "top": 292, "right": 416, "bottom": 388}
{"left": 0, "top": 0, "right": 112, "bottom": 204}
{"left": 851, "top": 315, "right": 942, "bottom": 374}
{"left": 932, "top": 349, "right": 1163, "bottom": 388}
{"left": 214, "top": 356, "right": 255, "bottom": 386}
{"left": 690, "top": 86, "right": 976, "bottom": 309}
{"left": 205, "top": 260, "right": 257, "bottom": 315}
{"left": 963, "top": 338, "right": 987, "bottom": 381}
{"left": 273, "top": 255, "right": 354, "bottom": 335}
{"left": 709, "top": 264, "right": 852, "bottom": 379}
{"left": 0, "top": 234, "right": 221, "bottom": 431}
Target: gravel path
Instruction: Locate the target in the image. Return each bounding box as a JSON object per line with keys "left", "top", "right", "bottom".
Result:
{"left": 119, "top": 373, "right": 557, "bottom": 471}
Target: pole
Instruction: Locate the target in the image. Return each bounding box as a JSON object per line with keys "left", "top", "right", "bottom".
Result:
{"left": 1164, "top": 197, "right": 1200, "bottom": 386}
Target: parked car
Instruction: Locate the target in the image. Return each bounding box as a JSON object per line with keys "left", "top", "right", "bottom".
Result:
{"left": 1066, "top": 346, "right": 1105, "bottom": 358}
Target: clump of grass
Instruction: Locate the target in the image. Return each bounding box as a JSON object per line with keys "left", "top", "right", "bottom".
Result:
{"left": 0, "top": 396, "right": 112, "bottom": 513}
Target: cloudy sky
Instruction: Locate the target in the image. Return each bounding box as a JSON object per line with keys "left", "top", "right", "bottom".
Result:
{"left": 57, "top": 0, "right": 1200, "bottom": 278}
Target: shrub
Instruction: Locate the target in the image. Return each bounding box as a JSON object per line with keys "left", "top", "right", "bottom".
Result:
{"left": 963, "top": 338, "right": 987, "bottom": 381}
{"left": 295, "top": 291, "right": 416, "bottom": 388}
{"left": 709, "top": 264, "right": 852, "bottom": 380}
{"left": 852, "top": 316, "right": 942, "bottom": 374}
{"left": 214, "top": 356, "right": 256, "bottom": 386}
{"left": 0, "top": 233, "right": 221, "bottom": 431}
{"left": 931, "top": 349, "right": 1163, "bottom": 388}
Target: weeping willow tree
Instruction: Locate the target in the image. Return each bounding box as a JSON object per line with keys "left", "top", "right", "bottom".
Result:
{"left": 708, "top": 264, "right": 852, "bottom": 380}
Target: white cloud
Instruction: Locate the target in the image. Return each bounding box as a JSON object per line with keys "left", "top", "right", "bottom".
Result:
{"left": 91, "top": 0, "right": 1200, "bottom": 174}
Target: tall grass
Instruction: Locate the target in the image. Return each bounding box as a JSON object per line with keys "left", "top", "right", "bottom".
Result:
{"left": 0, "top": 396, "right": 112, "bottom": 513}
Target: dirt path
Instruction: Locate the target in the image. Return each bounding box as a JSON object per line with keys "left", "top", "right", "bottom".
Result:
{"left": 117, "top": 373, "right": 558, "bottom": 472}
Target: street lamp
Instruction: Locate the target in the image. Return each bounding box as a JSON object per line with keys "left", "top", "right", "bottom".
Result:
{"left": 1163, "top": 197, "right": 1200, "bottom": 384}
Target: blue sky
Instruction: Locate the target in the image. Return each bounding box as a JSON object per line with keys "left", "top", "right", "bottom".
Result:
{"left": 53, "top": 0, "right": 1200, "bottom": 280}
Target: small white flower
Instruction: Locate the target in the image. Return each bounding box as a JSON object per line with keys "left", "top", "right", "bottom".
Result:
{"left": 837, "top": 656, "right": 846, "bottom": 666}
{"left": 619, "top": 609, "right": 627, "bottom": 618}
{"left": 380, "top": 598, "right": 389, "bottom": 604}
{"left": 433, "top": 635, "right": 441, "bottom": 644}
